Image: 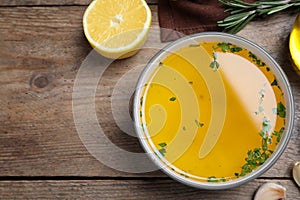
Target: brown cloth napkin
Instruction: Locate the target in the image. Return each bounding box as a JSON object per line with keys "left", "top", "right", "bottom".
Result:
{"left": 158, "top": 0, "right": 255, "bottom": 42}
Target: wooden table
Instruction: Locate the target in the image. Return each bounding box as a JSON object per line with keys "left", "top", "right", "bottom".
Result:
{"left": 0, "top": 1, "right": 299, "bottom": 199}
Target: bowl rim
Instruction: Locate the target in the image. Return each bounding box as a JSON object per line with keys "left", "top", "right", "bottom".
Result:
{"left": 133, "top": 32, "right": 294, "bottom": 189}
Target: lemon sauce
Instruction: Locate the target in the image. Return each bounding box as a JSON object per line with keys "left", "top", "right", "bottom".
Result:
{"left": 139, "top": 42, "right": 286, "bottom": 182}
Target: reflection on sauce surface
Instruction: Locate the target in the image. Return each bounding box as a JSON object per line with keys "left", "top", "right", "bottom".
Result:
{"left": 139, "top": 42, "right": 286, "bottom": 182}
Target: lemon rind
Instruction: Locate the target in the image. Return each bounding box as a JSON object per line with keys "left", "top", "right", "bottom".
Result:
{"left": 289, "top": 14, "right": 300, "bottom": 73}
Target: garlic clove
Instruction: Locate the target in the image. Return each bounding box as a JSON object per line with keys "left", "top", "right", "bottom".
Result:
{"left": 292, "top": 161, "right": 300, "bottom": 187}
{"left": 254, "top": 182, "right": 286, "bottom": 200}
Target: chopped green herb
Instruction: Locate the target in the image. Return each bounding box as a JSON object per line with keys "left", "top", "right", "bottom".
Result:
{"left": 219, "top": 43, "right": 230, "bottom": 52}
{"left": 188, "top": 81, "right": 193, "bottom": 85}
{"left": 230, "top": 47, "right": 242, "bottom": 53}
{"left": 209, "top": 60, "right": 220, "bottom": 71}
{"left": 262, "top": 117, "right": 272, "bottom": 133}
{"left": 141, "top": 123, "right": 146, "bottom": 132}
{"left": 220, "top": 177, "right": 226, "bottom": 182}
{"left": 158, "top": 148, "right": 166, "bottom": 156}
{"left": 238, "top": 146, "right": 269, "bottom": 177}
{"left": 249, "top": 52, "right": 257, "bottom": 60}
{"left": 262, "top": 139, "right": 268, "bottom": 151}
{"left": 207, "top": 176, "right": 218, "bottom": 182}
{"left": 259, "top": 130, "right": 267, "bottom": 139}
{"left": 213, "top": 51, "right": 218, "bottom": 60}
{"left": 195, "top": 119, "right": 204, "bottom": 127}
{"left": 235, "top": 116, "right": 275, "bottom": 178}
{"left": 249, "top": 52, "right": 266, "bottom": 67}
{"left": 271, "top": 79, "right": 278, "bottom": 86}
{"left": 266, "top": 67, "right": 270, "bottom": 71}
{"left": 209, "top": 43, "right": 237, "bottom": 71}
{"left": 179, "top": 172, "right": 189, "bottom": 178}
{"left": 277, "top": 102, "right": 286, "bottom": 118}
{"left": 159, "top": 62, "right": 163, "bottom": 66}
{"left": 140, "top": 111, "right": 142, "bottom": 117}
{"left": 273, "top": 127, "right": 284, "bottom": 144}
{"left": 158, "top": 142, "right": 167, "bottom": 148}
{"left": 213, "top": 42, "right": 242, "bottom": 53}
{"left": 169, "top": 97, "right": 176, "bottom": 101}
{"left": 140, "top": 97, "right": 143, "bottom": 106}
{"left": 210, "top": 42, "right": 242, "bottom": 71}
{"left": 234, "top": 173, "right": 239, "bottom": 178}
{"left": 158, "top": 142, "right": 167, "bottom": 157}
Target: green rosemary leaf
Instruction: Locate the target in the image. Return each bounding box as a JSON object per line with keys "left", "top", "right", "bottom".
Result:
{"left": 219, "top": 0, "right": 231, "bottom": 6}
{"left": 267, "top": 4, "right": 294, "bottom": 15}
{"left": 226, "top": 0, "right": 258, "bottom": 8}
{"left": 227, "top": 2, "right": 252, "bottom": 9}
{"left": 260, "top": 0, "right": 293, "bottom": 6}
{"left": 230, "top": 0, "right": 254, "bottom": 6}
{"left": 218, "top": 0, "right": 300, "bottom": 33}
{"left": 218, "top": 15, "right": 248, "bottom": 27}
{"left": 224, "top": 8, "right": 235, "bottom": 13}
{"left": 226, "top": 13, "right": 256, "bottom": 34}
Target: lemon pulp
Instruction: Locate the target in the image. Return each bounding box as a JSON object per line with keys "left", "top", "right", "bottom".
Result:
{"left": 83, "top": 0, "right": 152, "bottom": 59}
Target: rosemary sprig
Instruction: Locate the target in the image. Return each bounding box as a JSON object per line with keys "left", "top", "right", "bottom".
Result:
{"left": 218, "top": 0, "right": 300, "bottom": 34}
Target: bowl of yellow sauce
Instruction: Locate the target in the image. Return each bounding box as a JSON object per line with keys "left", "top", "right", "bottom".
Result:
{"left": 133, "top": 32, "right": 294, "bottom": 189}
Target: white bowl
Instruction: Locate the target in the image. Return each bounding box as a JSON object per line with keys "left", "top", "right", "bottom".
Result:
{"left": 133, "top": 32, "right": 294, "bottom": 189}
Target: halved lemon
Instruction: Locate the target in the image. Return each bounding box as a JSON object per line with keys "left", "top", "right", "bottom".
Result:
{"left": 289, "top": 14, "right": 300, "bottom": 75}
{"left": 83, "top": 0, "right": 152, "bottom": 59}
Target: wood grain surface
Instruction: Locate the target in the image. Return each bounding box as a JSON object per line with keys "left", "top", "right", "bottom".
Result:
{"left": 0, "top": 179, "right": 299, "bottom": 199}
{"left": 0, "top": 1, "right": 299, "bottom": 199}
{"left": 0, "top": 0, "right": 158, "bottom": 6}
